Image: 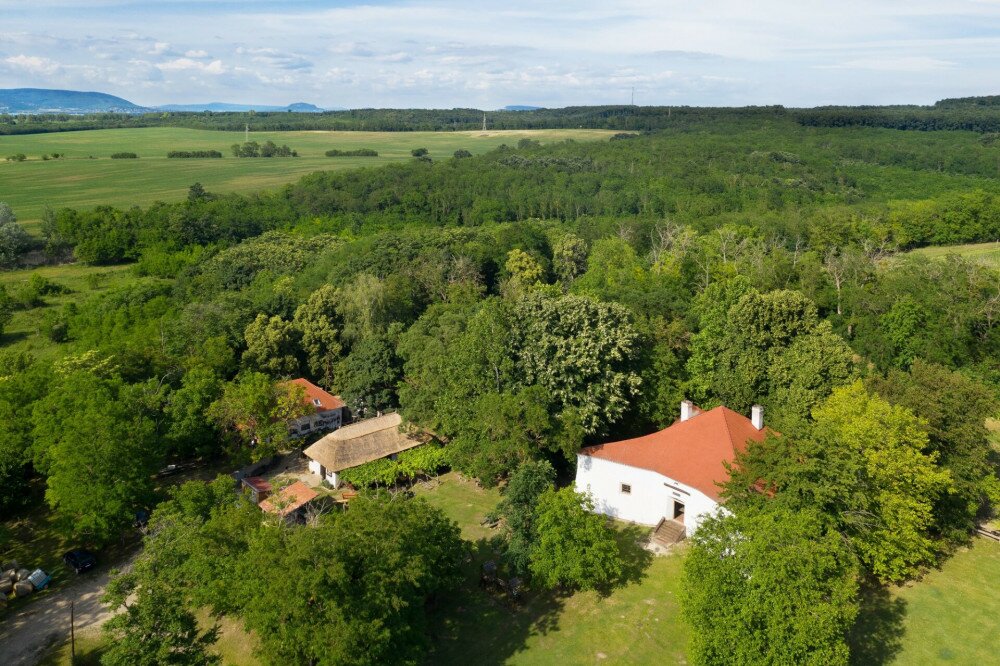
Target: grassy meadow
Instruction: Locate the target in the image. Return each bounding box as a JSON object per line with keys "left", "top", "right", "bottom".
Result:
{"left": 0, "top": 262, "right": 138, "bottom": 360}
{"left": 0, "top": 127, "right": 614, "bottom": 228}
{"left": 907, "top": 241, "right": 1000, "bottom": 267}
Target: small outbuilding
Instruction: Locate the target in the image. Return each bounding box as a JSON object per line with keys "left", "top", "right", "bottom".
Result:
{"left": 258, "top": 481, "right": 319, "bottom": 522}
{"left": 303, "top": 413, "right": 422, "bottom": 488}
{"left": 242, "top": 476, "right": 272, "bottom": 504}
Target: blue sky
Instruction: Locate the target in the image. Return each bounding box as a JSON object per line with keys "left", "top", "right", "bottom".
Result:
{"left": 1, "top": 0, "right": 1000, "bottom": 108}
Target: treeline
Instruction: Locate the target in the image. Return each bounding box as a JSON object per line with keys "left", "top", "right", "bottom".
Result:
{"left": 797, "top": 105, "right": 1000, "bottom": 133}
{"left": 167, "top": 150, "right": 222, "bottom": 158}
{"left": 231, "top": 140, "right": 296, "bottom": 157}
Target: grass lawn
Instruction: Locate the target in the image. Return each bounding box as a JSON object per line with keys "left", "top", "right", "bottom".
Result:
{"left": 907, "top": 241, "right": 1000, "bottom": 268}
{"left": 851, "top": 538, "right": 1000, "bottom": 665}
{"left": 0, "top": 127, "right": 613, "bottom": 228}
{"left": 415, "top": 472, "right": 690, "bottom": 665}
{"left": 0, "top": 261, "right": 143, "bottom": 360}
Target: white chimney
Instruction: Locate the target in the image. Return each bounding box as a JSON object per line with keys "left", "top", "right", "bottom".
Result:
{"left": 680, "top": 400, "right": 694, "bottom": 422}
{"left": 751, "top": 405, "right": 764, "bottom": 430}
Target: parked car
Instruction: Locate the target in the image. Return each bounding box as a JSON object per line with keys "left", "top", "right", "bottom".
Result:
{"left": 63, "top": 549, "right": 97, "bottom": 574}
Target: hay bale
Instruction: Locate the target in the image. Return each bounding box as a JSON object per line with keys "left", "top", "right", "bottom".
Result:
{"left": 15, "top": 568, "right": 32, "bottom": 582}
{"left": 0, "top": 579, "right": 13, "bottom": 596}
{"left": 13, "top": 580, "right": 33, "bottom": 597}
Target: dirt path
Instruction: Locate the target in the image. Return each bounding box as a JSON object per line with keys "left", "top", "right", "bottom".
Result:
{"left": 0, "top": 561, "right": 126, "bottom": 666}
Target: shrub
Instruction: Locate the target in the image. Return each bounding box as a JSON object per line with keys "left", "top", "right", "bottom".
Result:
{"left": 5, "top": 153, "right": 26, "bottom": 162}
{"left": 167, "top": 150, "right": 223, "bottom": 158}
{"left": 110, "top": 152, "right": 138, "bottom": 159}
{"left": 325, "top": 148, "right": 379, "bottom": 157}
{"left": 453, "top": 149, "right": 473, "bottom": 159}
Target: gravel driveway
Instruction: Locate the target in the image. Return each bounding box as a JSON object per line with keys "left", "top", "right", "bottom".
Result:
{"left": 0, "top": 561, "right": 124, "bottom": 666}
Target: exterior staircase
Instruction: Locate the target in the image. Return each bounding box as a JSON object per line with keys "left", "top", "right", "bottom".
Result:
{"left": 652, "top": 517, "right": 686, "bottom": 548}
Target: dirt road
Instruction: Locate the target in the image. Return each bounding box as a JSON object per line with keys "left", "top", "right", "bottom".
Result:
{"left": 0, "top": 564, "right": 120, "bottom": 666}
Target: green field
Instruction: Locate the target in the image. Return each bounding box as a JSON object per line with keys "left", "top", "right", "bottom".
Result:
{"left": 908, "top": 241, "right": 1000, "bottom": 268}
{"left": 0, "top": 127, "right": 614, "bottom": 227}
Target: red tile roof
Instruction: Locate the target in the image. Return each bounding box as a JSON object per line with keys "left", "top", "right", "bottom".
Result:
{"left": 285, "top": 378, "right": 346, "bottom": 412}
{"left": 580, "top": 406, "right": 770, "bottom": 502}
{"left": 242, "top": 477, "right": 272, "bottom": 494}
{"left": 259, "top": 481, "right": 319, "bottom": 516}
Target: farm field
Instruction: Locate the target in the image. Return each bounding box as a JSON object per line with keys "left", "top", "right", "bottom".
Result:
{"left": 0, "top": 127, "right": 614, "bottom": 228}
{"left": 908, "top": 241, "right": 1000, "bottom": 267}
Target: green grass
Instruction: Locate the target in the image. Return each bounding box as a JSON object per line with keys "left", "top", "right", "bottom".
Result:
{"left": 907, "top": 241, "right": 1000, "bottom": 268}
{"left": 0, "top": 127, "right": 614, "bottom": 228}
{"left": 415, "top": 473, "right": 689, "bottom": 665}
{"left": 0, "top": 262, "right": 137, "bottom": 360}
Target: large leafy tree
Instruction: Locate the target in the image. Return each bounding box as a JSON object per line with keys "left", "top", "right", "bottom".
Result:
{"left": 0, "top": 201, "right": 30, "bottom": 268}
{"left": 868, "top": 360, "right": 1000, "bottom": 542}
{"left": 293, "top": 284, "right": 342, "bottom": 386}
{"left": 682, "top": 506, "right": 859, "bottom": 666}
{"left": 102, "top": 581, "right": 221, "bottom": 666}
{"left": 493, "top": 459, "right": 556, "bottom": 573}
{"left": 335, "top": 331, "right": 402, "bottom": 418}
{"left": 31, "top": 371, "right": 159, "bottom": 543}
{"left": 241, "top": 313, "right": 301, "bottom": 377}
{"left": 208, "top": 373, "right": 311, "bottom": 461}
{"left": 727, "top": 382, "right": 952, "bottom": 583}
{"left": 688, "top": 282, "right": 855, "bottom": 425}
{"left": 529, "top": 488, "right": 623, "bottom": 591}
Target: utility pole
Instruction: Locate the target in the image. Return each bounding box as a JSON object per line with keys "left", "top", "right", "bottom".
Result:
{"left": 70, "top": 600, "right": 76, "bottom": 663}
{"left": 482, "top": 112, "right": 487, "bottom": 132}
{"left": 631, "top": 86, "right": 635, "bottom": 106}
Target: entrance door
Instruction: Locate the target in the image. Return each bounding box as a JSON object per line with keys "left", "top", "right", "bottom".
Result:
{"left": 672, "top": 500, "right": 685, "bottom": 523}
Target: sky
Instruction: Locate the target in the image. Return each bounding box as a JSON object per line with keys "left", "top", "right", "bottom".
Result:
{"left": 1, "top": 0, "right": 1000, "bottom": 108}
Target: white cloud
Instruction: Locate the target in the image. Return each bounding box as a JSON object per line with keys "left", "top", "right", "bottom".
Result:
{"left": 821, "top": 56, "right": 956, "bottom": 72}
{"left": 4, "top": 54, "right": 61, "bottom": 75}
{"left": 157, "top": 58, "right": 227, "bottom": 74}
{"left": 184, "top": 49, "right": 208, "bottom": 58}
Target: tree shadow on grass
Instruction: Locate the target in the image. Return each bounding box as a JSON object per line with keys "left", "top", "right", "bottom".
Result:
{"left": 848, "top": 584, "right": 907, "bottom": 666}
{"left": 426, "top": 537, "right": 568, "bottom": 666}
{"left": 593, "top": 523, "right": 655, "bottom": 597}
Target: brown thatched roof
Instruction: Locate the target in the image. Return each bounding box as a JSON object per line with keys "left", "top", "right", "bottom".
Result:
{"left": 303, "top": 413, "right": 422, "bottom": 473}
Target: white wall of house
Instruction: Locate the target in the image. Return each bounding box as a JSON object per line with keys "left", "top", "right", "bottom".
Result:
{"left": 574, "top": 455, "right": 720, "bottom": 535}
{"left": 306, "top": 459, "right": 341, "bottom": 488}
{"left": 289, "top": 408, "right": 343, "bottom": 436}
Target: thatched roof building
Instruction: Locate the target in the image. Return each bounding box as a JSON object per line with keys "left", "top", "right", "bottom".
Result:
{"left": 304, "top": 413, "right": 423, "bottom": 479}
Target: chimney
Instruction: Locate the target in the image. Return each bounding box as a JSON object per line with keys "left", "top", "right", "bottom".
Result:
{"left": 751, "top": 405, "right": 764, "bottom": 430}
{"left": 680, "top": 400, "right": 694, "bottom": 422}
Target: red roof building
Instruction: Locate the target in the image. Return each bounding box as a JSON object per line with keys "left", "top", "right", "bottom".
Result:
{"left": 259, "top": 480, "right": 319, "bottom": 518}
{"left": 575, "top": 401, "right": 771, "bottom": 537}
{"left": 285, "top": 378, "right": 346, "bottom": 413}
{"left": 283, "top": 379, "right": 347, "bottom": 437}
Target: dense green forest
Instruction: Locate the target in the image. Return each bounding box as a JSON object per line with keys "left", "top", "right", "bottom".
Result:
{"left": 2, "top": 115, "right": 999, "bottom": 664}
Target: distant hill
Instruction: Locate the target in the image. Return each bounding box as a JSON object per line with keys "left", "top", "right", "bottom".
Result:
{"left": 503, "top": 105, "right": 544, "bottom": 111}
{"left": 156, "top": 101, "right": 326, "bottom": 113}
{"left": 0, "top": 88, "right": 147, "bottom": 114}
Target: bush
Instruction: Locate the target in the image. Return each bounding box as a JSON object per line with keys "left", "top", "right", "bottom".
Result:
{"left": 110, "top": 152, "right": 138, "bottom": 159}
{"left": 231, "top": 141, "right": 296, "bottom": 158}
{"left": 5, "top": 153, "right": 26, "bottom": 162}
{"left": 453, "top": 149, "right": 473, "bottom": 159}
{"left": 167, "top": 150, "right": 223, "bottom": 158}
{"left": 325, "top": 148, "right": 379, "bottom": 157}
{"left": 410, "top": 147, "right": 429, "bottom": 157}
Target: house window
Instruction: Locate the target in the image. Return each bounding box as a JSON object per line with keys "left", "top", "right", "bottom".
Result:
{"left": 620, "top": 483, "right": 632, "bottom": 495}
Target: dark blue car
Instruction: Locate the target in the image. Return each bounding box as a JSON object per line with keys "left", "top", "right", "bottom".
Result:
{"left": 63, "top": 549, "right": 97, "bottom": 574}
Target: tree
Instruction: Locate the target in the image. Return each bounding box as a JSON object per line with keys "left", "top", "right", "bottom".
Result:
{"left": 102, "top": 580, "right": 220, "bottom": 666}
{"left": 208, "top": 373, "right": 311, "bottom": 461}
{"left": 726, "top": 382, "right": 952, "bottom": 583}
{"left": 552, "top": 232, "right": 588, "bottom": 286}
{"left": 187, "top": 182, "right": 208, "bottom": 202}
{"left": 293, "top": 284, "right": 342, "bottom": 386}
{"left": 241, "top": 313, "right": 300, "bottom": 376}
{"left": 0, "top": 286, "right": 12, "bottom": 339}
{"left": 493, "top": 460, "right": 555, "bottom": 573}
{"left": 0, "top": 201, "right": 30, "bottom": 268}
{"left": 336, "top": 273, "right": 391, "bottom": 343}
{"left": 682, "top": 507, "right": 859, "bottom": 666}
{"left": 411, "top": 147, "right": 429, "bottom": 157}
{"left": 453, "top": 149, "right": 472, "bottom": 159}
{"left": 165, "top": 367, "right": 223, "bottom": 459}
{"left": 868, "top": 360, "right": 999, "bottom": 542}
{"left": 335, "top": 333, "right": 401, "bottom": 417}
{"left": 503, "top": 248, "right": 544, "bottom": 293}
{"left": 31, "top": 371, "right": 159, "bottom": 543}
{"left": 529, "top": 488, "right": 624, "bottom": 591}
{"left": 240, "top": 495, "right": 464, "bottom": 666}
{"left": 509, "top": 291, "right": 641, "bottom": 435}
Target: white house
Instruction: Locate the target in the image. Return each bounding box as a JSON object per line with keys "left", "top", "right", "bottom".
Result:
{"left": 284, "top": 378, "right": 346, "bottom": 437}
{"left": 575, "top": 401, "right": 769, "bottom": 540}
{"left": 303, "top": 412, "right": 423, "bottom": 488}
